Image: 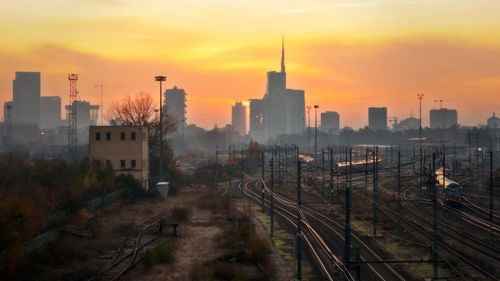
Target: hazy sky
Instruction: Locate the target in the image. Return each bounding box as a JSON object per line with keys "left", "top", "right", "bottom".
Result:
{"left": 1, "top": 0, "right": 499, "bottom": 129}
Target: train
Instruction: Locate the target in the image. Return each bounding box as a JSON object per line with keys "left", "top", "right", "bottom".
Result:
{"left": 435, "top": 167, "right": 463, "bottom": 205}
{"left": 298, "top": 154, "right": 382, "bottom": 175}
{"left": 334, "top": 158, "right": 382, "bottom": 174}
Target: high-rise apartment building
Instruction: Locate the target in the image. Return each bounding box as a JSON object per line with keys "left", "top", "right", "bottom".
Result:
{"left": 12, "top": 72, "right": 40, "bottom": 126}
{"left": 429, "top": 108, "right": 457, "bottom": 129}
{"left": 65, "top": 100, "right": 99, "bottom": 128}
{"left": 164, "top": 86, "right": 187, "bottom": 125}
{"left": 40, "top": 96, "right": 62, "bottom": 129}
{"left": 231, "top": 102, "right": 246, "bottom": 136}
{"left": 321, "top": 111, "right": 340, "bottom": 133}
{"left": 368, "top": 107, "right": 387, "bottom": 131}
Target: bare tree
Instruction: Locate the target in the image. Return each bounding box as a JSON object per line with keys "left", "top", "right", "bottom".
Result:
{"left": 106, "top": 92, "right": 155, "bottom": 126}
{"left": 107, "top": 92, "right": 178, "bottom": 179}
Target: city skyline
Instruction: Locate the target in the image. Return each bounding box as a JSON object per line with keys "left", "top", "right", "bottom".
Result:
{"left": 1, "top": 0, "right": 499, "bottom": 129}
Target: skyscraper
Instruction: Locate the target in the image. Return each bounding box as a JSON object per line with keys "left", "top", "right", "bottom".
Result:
{"left": 321, "top": 111, "right": 340, "bottom": 133}
{"left": 12, "top": 72, "right": 40, "bottom": 126}
{"left": 164, "top": 86, "right": 187, "bottom": 125}
{"left": 231, "top": 102, "right": 246, "bottom": 136}
{"left": 40, "top": 96, "right": 62, "bottom": 129}
{"left": 368, "top": 107, "right": 388, "bottom": 131}
{"left": 487, "top": 113, "right": 499, "bottom": 128}
{"left": 429, "top": 108, "right": 457, "bottom": 129}
{"left": 3, "top": 101, "right": 13, "bottom": 123}
{"left": 249, "top": 99, "right": 265, "bottom": 142}
{"left": 249, "top": 38, "right": 305, "bottom": 142}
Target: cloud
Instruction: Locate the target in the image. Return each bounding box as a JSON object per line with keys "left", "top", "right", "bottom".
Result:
{"left": 280, "top": 0, "right": 449, "bottom": 14}
{"left": 79, "top": 0, "right": 126, "bottom": 5}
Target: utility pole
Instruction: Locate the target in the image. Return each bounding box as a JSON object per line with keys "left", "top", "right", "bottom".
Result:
{"left": 155, "top": 75, "right": 166, "bottom": 181}
{"left": 278, "top": 146, "right": 281, "bottom": 184}
{"left": 490, "top": 151, "right": 494, "bottom": 234}
{"left": 365, "top": 148, "right": 369, "bottom": 189}
{"left": 261, "top": 150, "right": 265, "bottom": 212}
{"left": 307, "top": 106, "right": 312, "bottom": 154}
{"left": 261, "top": 150, "right": 265, "bottom": 179}
{"left": 330, "top": 148, "right": 334, "bottom": 204}
{"left": 322, "top": 148, "right": 325, "bottom": 197}
{"left": 373, "top": 147, "right": 378, "bottom": 236}
{"left": 418, "top": 93, "right": 424, "bottom": 194}
{"left": 296, "top": 158, "right": 302, "bottom": 280}
{"left": 314, "top": 105, "right": 319, "bottom": 159}
{"left": 241, "top": 148, "right": 244, "bottom": 197}
{"left": 270, "top": 152, "right": 274, "bottom": 238}
{"left": 345, "top": 147, "right": 352, "bottom": 273}
{"left": 397, "top": 150, "right": 402, "bottom": 237}
{"left": 432, "top": 153, "right": 438, "bottom": 280}
{"left": 215, "top": 145, "right": 218, "bottom": 189}
{"left": 229, "top": 145, "right": 232, "bottom": 190}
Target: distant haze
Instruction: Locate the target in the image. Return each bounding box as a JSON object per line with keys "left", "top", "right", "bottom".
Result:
{"left": 0, "top": 0, "right": 499, "bottom": 129}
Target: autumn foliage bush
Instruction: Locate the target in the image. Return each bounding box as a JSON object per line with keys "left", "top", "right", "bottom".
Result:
{"left": 0, "top": 153, "right": 115, "bottom": 279}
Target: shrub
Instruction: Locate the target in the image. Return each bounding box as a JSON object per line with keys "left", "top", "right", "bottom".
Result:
{"left": 169, "top": 206, "right": 191, "bottom": 224}
{"left": 141, "top": 243, "right": 174, "bottom": 271}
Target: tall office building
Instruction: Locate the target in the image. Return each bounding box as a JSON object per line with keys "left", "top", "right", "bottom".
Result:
{"left": 393, "top": 117, "right": 419, "bottom": 131}
{"left": 65, "top": 100, "right": 99, "bottom": 128}
{"left": 231, "top": 102, "right": 246, "bottom": 136}
{"left": 164, "top": 86, "right": 187, "bottom": 125}
{"left": 249, "top": 99, "right": 265, "bottom": 141}
{"left": 487, "top": 113, "right": 499, "bottom": 128}
{"left": 12, "top": 72, "right": 41, "bottom": 126}
{"left": 40, "top": 96, "right": 62, "bottom": 129}
{"left": 249, "top": 38, "right": 305, "bottom": 142}
{"left": 3, "top": 101, "right": 13, "bottom": 123}
{"left": 430, "top": 108, "right": 457, "bottom": 129}
{"left": 368, "top": 107, "right": 387, "bottom": 131}
{"left": 321, "top": 111, "right": 340, "bottom": 133}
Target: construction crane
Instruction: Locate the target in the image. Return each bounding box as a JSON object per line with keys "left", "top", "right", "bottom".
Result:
{"left": 433, "top": 98, "right": 454, "bottom": 109}
{"left": 389, "top": 116, "right": 398, "bottom": 125}
{"left": 95, "top": 83, "right": 103, "bottom": 125}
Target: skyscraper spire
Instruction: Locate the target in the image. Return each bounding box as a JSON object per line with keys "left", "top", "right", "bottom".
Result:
{"left": 281, "top": 36, "right": 285, "bottom": 73}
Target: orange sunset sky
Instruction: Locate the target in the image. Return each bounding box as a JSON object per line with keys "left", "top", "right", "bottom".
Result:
{"left": 0, "top": 0, "right": 499, "bottom": 129}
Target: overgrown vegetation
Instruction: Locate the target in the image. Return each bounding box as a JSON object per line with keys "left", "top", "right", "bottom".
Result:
{"left": 0, "top": 153, "right": 145, "bottom": 279}
{"left": 141, "top": 242, "right": 174, "bottom": 271}
{"left": 189, "top": 197, "right": 273, "bottom": 281}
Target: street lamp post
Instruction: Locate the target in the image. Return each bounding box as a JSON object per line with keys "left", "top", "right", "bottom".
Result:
{"left": 306, "top": 105, "right": 312, "bottom": 154}
{"left": 155, "top": 75, "right": 167, "bottom": 181}
{"left": 417, "top": 93, "right": 424, "bottom": 193}
{"left": 314, "top": 105, "right": 319, "bottom": 160}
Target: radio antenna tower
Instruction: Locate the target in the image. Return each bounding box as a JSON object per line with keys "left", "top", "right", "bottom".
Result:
{"left": 68, "top": 74, "right": 79, "bottom": 162}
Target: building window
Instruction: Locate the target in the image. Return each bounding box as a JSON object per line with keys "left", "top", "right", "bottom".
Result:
{"left": 131, "top": 160, "right": 136, "bottom": 168}
{"left": 106, "top": 132, "right": 111, "bottom": 141}
{"left": 106, "top": 160, "right": 111, "bottom": 167}
{"left": 131, "top": 132, "right": 136, "bottom": 141}
{"left": 120, "top": 160, "right": 125, "bottom": 168}
{"left": 96, "top": 132, "right": 101, "bottom": 141}
{"left": 121, "top": 132, "right": 126, "bottom": 141}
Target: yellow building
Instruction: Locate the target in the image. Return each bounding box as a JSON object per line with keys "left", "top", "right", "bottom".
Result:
{"left": 89, "top": 126, "right": 149, "bottom": 187}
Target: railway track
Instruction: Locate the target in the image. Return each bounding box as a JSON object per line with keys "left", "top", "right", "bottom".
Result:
{"left": 243, "top": 173, "right": 406, "bottom": 281}
{"left": 88, "top": 217, "right": 165, "bottom": 281}
{"left": 390, "top": 187, "right": 499, "bottom": 280}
